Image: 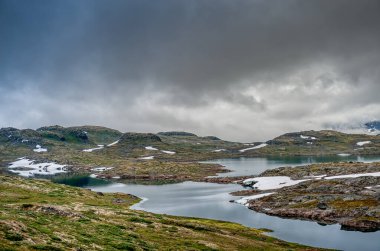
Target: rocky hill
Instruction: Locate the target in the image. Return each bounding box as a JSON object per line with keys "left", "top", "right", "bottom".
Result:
{"left": 1, "top": 126, "right": 380, "bottom": 183}
{"left": 250, "top": 130, "right": 380, "bottom": 156}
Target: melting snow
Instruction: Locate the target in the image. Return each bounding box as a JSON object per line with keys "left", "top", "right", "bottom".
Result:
{"left": 325, "top": 172, "right": 380, "bottom": 180}
{"left": 91, "top": 167, "right": 114, "bottom": 172}
{"left": 239, "top": 143, "right": 268, "bottom": 152}
{"left": 243, "top": 176, "right": 308, "bottom": 190}
{"left": 365, "top": 185, "right": 380, "bottom": 189}
{"left": 161, "top": 150, "right": 176, "bottom": 154}
{"left": 356, "top": 141, "right": 371, "bottom": 146}
{"left": 33, "top": 145, "right": 47, "bottom": 152}
{"left": 242, "top": 172, "right": 380, "bottom": 191}
{"left": 235, "top": 193, "right": 275, "bottom": 206}
{"left": 8, "top": 158, "right": 67, "bottom": 177}
{"left": 83, "top": 145, "right": 104, "bottom": 152}
{"left": 139, "top": 156, "right": 155, "bottom": 160}
{"left": 107, "top": 140, "right": 119, "bottom": 146}
{"left": 145, "top": 146, "right": 158, "bottom": 151}
{"left": 303, "top": 175, "right": 326, "bottom": 179}
{"left": 90, "top": 167, "right": 114, "bottom": 177}
{"left": 213, "top": 149, "right": 226, "bottom": 152}
{"left": 300, "top": 135, "right": 317, "bottom": 140}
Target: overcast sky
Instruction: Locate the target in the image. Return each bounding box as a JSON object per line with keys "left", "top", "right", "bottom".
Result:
{"left": 1, "top": 0, "right": 379, "bottom": 141}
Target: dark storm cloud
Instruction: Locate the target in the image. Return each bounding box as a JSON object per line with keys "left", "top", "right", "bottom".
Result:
{"left": 0, "top": 0, "right": 379, "bottom": 140}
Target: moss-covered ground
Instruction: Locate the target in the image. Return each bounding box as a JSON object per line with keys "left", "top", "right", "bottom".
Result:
{"left": 0, "top": 175, "right": 323, "bottom": 251}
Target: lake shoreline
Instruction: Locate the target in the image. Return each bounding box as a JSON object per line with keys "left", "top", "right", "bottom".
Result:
{"left": 233, "top": 161, "right": 380, "bottom": 232}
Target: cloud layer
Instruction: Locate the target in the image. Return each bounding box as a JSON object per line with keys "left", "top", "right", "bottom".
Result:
{"left": 1, "top": 0, "right": 379, "bottom": 141}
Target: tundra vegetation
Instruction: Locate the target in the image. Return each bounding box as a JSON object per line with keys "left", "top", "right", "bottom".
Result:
{"left": 1, "top": 125, "right": 379, "bottom": 249}
{"left": 0, "top": 175, "right": 322, "bottom": 250}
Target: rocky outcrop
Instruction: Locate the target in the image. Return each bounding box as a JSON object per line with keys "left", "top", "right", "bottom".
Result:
{"left": 243, "top": 176, "right": 380, "bottom": 232}
{"left": 66, "top": 130, "right": 87, "bottom": 141}
{"left": 0, "top": 128, "right": 42, "bottom": 146}
{"left": 203, "top": 136, "right": 221, "bottom": 140}
{"left": 21, "top": 204, "right": 82, "bottom": 218}
{"left": 157, "top": 131, "right": 197, "bottom": 137}
{"left": 201, "top": 175, "right": 252, "bottom": 184}
{"left": 37, "top": 125, "right": 122, "bottom": 143}
{"left": 259, "top": 162, "right": 380, "bottom": 179}
{"left": 37, "top": 125, "right": 65, "bottom": 131}
{"left": 119, "top": 133, "right": 162, "bottom": 146}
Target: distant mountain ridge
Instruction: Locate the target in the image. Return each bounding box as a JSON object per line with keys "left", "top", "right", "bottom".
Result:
{"left": 1, "top": 125, "right": 379, "bottom": 161}
{"left": 157, "top": 131, "right": 197, "bottom": 137}
{"left": 326, "top": 120, "right": 380, "bottom": 135}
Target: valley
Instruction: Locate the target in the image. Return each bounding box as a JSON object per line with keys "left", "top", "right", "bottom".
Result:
{"left": 1, "top": 125, "right": 380, "bottom": 250}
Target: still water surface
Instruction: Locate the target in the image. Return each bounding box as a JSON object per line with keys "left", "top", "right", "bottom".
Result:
{"left": 203, "top": 155, "right": 380, "bottom": 176}
{"left": 55, "top": 155, "right": 380, "bottom": 251}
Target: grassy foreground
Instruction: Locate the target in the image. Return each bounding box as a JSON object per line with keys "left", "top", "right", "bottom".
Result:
{"left": 0, "top": 175, "right": 323, "bottom": 251}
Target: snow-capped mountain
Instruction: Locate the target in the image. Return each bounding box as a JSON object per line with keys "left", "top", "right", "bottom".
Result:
{"left": 326, "top": 120, "right": 380, "bottom": 135}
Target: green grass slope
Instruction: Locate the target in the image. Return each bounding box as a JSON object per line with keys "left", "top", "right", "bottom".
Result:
{"left": 0, "top": 175, "right": 322, "bottom": 251}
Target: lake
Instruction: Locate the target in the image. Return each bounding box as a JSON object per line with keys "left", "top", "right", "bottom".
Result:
{"left": 53, "top": 155, "right": 380, "bottom": 251}
{"left": 203, "top": 155, "right": 380, "bottom": 176}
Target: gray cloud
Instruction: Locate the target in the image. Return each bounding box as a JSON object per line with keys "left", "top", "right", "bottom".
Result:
{"left": 0, "top": 0, "right": 379, "bottom": 141}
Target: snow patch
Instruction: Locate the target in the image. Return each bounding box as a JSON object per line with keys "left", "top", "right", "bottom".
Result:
{"left": 8, "top": 158, "right": 67, "bottom": 177}
{"left": 91, "top": 167, "right": 113, "bottom": 172}
{"left": 303, "top": 175, "right": 326, "bottom": 179}
{"left": 33, "top": 144, "right": 47, "bottom": 152}
{"left": 356, "top": 141, "right": 371, "bottom": 146}
{"left": 325, "top": 172, "right": 380, "bottom": 180}
{"left": 300, "top": 135, "right": 317, "bottom": 140}
{"left": 235, "top": 193, "right": 275, "bottom": 206}
{"left": 107, "top": 140, "right": 119, "bottom": 147}
{"left": 365, "top": 185, "right": 380, "bottom": 189}
{"left": 83, "top": 145, "right": 104, "bottom": 152}
{"left": 161, "top": 150, "right": 176, "bottom": 154}
{"left": 145, "top": 146, "right": 158, "bottom": 151}
{"left": 239, "top": 143, "right": 267, "bottom": 152}
{"left": 243, "top": 176, "right": 308, "bottom": 190}
{"left": 212, "top": 149, "right": 226, "bottom": 152}
{"left": 242, "top": 172, "right": 380, "bottom": 191}
{"left": 139, "top": 156, "right": 155, "bottom": 160}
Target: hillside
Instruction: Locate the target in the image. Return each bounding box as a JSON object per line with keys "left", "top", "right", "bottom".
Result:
{"left": 1, "top": 126, "right": 380, "bottom": 183}
{"left": 248, "top": 130, "right": 380, "bottom": 157}
{"left": 0, "top": 174, "right": 320, "bottom": 251}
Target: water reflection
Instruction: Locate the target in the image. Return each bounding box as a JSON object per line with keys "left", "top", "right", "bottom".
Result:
{"left": 52, "top": 155, "right": 380, "bottom": 251}
{"left": 203, "top": 155, "right": 380, "bottom": 176}
{"left": 86, "top": 181, "right": 380, "bottom": 251}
